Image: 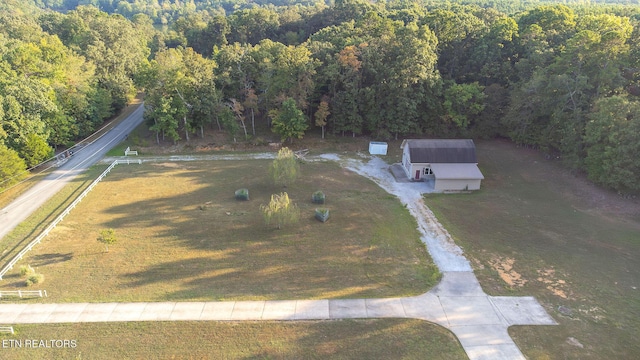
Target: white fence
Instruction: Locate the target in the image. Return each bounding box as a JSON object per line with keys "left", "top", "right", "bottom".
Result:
{"left": 0, "top": 326, "right": 14, "bottom": 334}
{"left": 0, "top": 290, "right": 47, "bottom": 298}
{"left": 0, "top": 160, "right": 139, "bottom": 280}
{"left": 125, "top": 146, "right": 138, "bottom": 156}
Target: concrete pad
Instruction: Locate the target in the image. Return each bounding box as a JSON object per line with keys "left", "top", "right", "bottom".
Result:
{"left": 12, "top": 304, "right": 57, "bottom": 323}
{"left": 108, "top": 303, "right": 147, "bottom": 322}
{"left": 0, "top": 304, "right": 28, "bottom": 323}
{"left": 200, "top": 302, "right": 235, "bottom": 320}
{"left": 329, "top": 299, "right": 367, "bottom": 319}
{"left": 230, "top": 301, "right": 265, "bottom": 320}
{"left": 450, "top": 325, "right": 514, "bottom": 347}
{"left": 439, "top": 296, "right": 503, "bottom": 326}
{"left": 170, "top": 302, "right": 205, "bottom": 321}
{"left": 464, "top": 344, "right": 526, "bottom": 360}
{"left": 139, "top": 302, "right": 175, "bottom": 321}
{"left": 261, "top": 300, "right": 297, "bottom": 320}
{"left": 432, "top": 272, "right": 485, "bottom": 297}
{"left": 490, "top": 296, "right": 557, "bottom": 326}
{"left": 76, "top": 303, "right": 118, "bottom": 322}
{"left": 46, "top": 303, "right": 88, "bottom": 323}
{"left": 366, "top": 298, "right": 406, "bottom": 318}
{"left": 401, "top": 294, "right": 448, "bottom": 324}
{"left": 294, "top": 300, "right": 330, "bottom": 320}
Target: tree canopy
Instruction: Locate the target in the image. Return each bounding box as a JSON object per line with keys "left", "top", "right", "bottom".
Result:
{"left": 1, "top": 0, "right": 640, "bottom": 193}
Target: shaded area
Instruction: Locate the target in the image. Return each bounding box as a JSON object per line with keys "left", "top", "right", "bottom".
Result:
{"left": 31, "top": 253, "right": 73, "bottom": 267}
{"left": 0, "top": 319, "right": 466, "bottom": 360}
{"left": 0, "top": 168, "right": 101, "bottom": 268}
{"left": 12, "top": 160, "right": 436, "bottom": 302}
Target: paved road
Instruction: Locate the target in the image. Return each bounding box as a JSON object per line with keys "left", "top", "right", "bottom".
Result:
{"left": 0, "top": 104, "right": 145, "bottom": 242}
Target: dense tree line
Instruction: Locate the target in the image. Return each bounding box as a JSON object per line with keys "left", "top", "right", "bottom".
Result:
{"left": 1, "top": 0, "right": 640, "bottom": 193}
{"left": 0, "top": 2, "right": 150, "bottom": 189}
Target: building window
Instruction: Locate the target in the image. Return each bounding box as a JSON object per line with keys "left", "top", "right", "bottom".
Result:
{"left": 424, "top": 167, "right": 433, "bottom": 175}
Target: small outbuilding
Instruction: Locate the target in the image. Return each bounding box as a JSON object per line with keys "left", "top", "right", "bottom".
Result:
{"left": 400, "top": 139, "right": 484, "bottom": 191}
{"left": 368, "top": 141, "right": 388, "bottom": 155}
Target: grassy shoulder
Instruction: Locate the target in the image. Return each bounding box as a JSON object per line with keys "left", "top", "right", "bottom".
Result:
{"left": 3, "top": 160, "right": 438, "bottom": 302}
{"left": 0, "top": 166, "right": 107, "bottom": 267}
{"left": 424, "top": 140, "right": 640, "bottom": 359}
{"left": 0, "top": 319, "right": 466, "bottom": 360}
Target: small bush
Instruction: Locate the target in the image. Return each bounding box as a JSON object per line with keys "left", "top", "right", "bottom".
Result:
{"left": 315, "top": 208, "right": 330, "bottom": 223}
{"left": 26, "top": 273, "right": 44, "bottom": 287}
{"left": 235, "top": 188, "right": 249, "bottom": 201}
{"left": 251, "top": 136, "right": 267, "bottom": 146}
{"left": 312, "top": 190, "right": 325, "bottom": 204}
{"left": 20, "top": 265, "right": 35, "bottom": 276}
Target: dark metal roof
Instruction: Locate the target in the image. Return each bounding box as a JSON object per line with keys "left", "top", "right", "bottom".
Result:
{"left": 404, "top": 139, "right": 477, "bottom": 163}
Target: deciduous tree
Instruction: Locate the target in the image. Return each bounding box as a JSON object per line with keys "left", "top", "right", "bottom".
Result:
{"left": 97, "top": 228, "right": 117, "bottom": 253}
{"left": 260, "top": 192, "right": 300, "bottom": 229}
{"left": 271, "top": 98, "right": 308, "bottom": 143}
{"left": 269, "top": 147, "right": 299, "bottom": 187}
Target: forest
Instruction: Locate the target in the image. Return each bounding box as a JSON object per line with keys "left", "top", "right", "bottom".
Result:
{"left": 1, "top": 0, "right": 639, "bottom": 193}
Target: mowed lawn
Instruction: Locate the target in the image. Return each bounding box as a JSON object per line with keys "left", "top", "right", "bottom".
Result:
{"left": 3, "top": 160, "right": 438, "bottom": 302}
{"left": 1, "top": 320, "right": 466, "bottom": 360}
{"left": 424, "top": 140, "right": 640, "bottom": 359}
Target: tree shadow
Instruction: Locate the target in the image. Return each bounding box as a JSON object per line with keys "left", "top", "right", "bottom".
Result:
{"left": 31, "top": 253, "right": 73, "bottom": 267}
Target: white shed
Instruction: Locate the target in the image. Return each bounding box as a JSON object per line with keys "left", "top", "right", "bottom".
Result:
{"left": 369, "top": 141, "right": 388, "bottom": 155}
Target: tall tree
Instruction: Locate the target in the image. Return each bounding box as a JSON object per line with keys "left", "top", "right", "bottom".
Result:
{"left": 271, "top": 98, "right": 308, "bottom": 143}
{"left": 584, "top": 96, "right": 640, "bottom": 193}
{"left": 0, "top": 143, "right": 27, "bottom": 191}
{"left": 314, "top": 96, "right": 330, "bottom": 139}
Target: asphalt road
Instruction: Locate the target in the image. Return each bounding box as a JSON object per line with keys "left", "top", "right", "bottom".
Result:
{"left": 0, "top": 103, "right": 145, "bottom": 242}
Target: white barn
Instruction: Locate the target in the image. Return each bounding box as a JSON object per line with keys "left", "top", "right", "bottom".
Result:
{"left": 400, "top": 139, "right": 484, "bottom": 191}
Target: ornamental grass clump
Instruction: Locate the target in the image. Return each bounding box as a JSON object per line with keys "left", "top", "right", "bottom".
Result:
{"left": 20, "top": 264, "right": 35, "bottom": 276}
{"left": 261, "top": 192, "right": 300, "bottom": 229}
{"left": 26, "top": 273, "right": 45, "bottom": 287}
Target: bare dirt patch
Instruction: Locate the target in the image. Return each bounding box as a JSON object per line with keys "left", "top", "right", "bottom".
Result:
{"left": 488, "top": 257, "right": 527, "bottom": 287}
{"left": 536, "top": 268, "right": 569, "bottom": 299}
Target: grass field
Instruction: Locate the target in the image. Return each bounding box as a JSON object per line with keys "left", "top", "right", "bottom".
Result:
{"left": 0, "top": 166, "right": 106, "bottom": 268}
{"left": 424, "top": 140, "right": 640, "bottom": 359}
{"left": 3, "top": 160, "right": 438, "bottom": 302}
{"left": 0, "top": 319, "right": 466, "bottom": 360}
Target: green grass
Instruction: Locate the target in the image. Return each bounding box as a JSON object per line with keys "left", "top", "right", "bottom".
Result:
{"left": 0, "top": 319, "right": 466, "bottom": 360}
{"left": 3, "top": 160, "right": 438, "bottom": 302}
{"left": 0, "top": 166, "right": 107, "bottom": 267}
{"left": 424, "top": 140, "right": 640, "bottom": 359}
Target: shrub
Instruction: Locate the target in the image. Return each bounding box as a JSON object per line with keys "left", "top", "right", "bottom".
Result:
{"left": 315, "top": 208, "right": 330, "bottom": 223}
{"left": 235, "top": 188, "right": 249, "bottom": 201}
{"left": 251, "top": 136, "right": 267, "bottom": 146}
{"left": 97, "top": 228, "right": 118, "bottom": 253}
{"left": 312, "top": 190, "right": 325, "bottom": 204}
{"left": 261, "top": 192, "right": 300, "bottom": 229}
{"left": 19, "top": 265, "right": 35, "bottom": 276}
{"left": 26, "top": 273, "right": 44, "bottom": 287}
{"left": 269, "top": 147, "right": 299, "bottom": 186}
